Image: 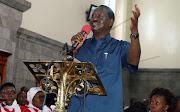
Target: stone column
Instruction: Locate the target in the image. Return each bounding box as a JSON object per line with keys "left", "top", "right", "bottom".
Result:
{"left": 0, "top": 0, "right": 31, "bottom": 83}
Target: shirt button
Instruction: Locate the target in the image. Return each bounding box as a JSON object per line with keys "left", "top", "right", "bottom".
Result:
{"left": 94, "top": 57, "right": 96, "bottom": 59}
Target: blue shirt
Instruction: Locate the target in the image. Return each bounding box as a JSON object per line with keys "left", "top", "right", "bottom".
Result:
{"left": 68, "top": 34, "right": 138, "bottom": 112}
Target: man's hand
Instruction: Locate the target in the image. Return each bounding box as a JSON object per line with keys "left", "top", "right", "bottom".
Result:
{"left": 128, "top": 4, "right": 141, "bottom": 66}
{"left": 130, "top": 4, "right": 140, "bottom": 35}
{"left": 71, "top": 32, "right": 87, "bottom": 57}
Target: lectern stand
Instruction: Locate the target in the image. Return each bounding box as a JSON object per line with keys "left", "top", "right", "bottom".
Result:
{"left": 24, "top": 61, "right": 107, "bottom": 112}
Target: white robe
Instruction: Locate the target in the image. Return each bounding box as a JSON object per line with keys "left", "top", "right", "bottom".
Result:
{"left": 0, "top": 100, "right": 21, "bottom": 112}
{"left": 25, "top": 103, "right": 52, "bottom": 112}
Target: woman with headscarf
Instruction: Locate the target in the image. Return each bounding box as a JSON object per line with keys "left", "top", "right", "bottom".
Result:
{"left": 24, "top": 87, "right": 52, "bottom": 112}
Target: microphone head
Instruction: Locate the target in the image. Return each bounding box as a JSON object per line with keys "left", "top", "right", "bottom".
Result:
{"left": 81, "top": 25, "right": 91, "bottom": 35}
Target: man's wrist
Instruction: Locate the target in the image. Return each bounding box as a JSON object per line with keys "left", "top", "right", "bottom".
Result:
{"left": 73, "top": 50, "right": 78, "bottom": 57}
{"left": 130, "top": 33, "right": 139, "bottom": 39}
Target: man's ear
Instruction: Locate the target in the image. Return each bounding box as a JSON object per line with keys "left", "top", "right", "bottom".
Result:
{"left": 109, "top": 19, "right": 114, "bottom": 27}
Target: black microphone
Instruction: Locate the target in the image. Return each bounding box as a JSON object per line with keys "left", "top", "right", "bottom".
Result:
{"left": 72, "top": 25, "right": 91, "bottom": 50}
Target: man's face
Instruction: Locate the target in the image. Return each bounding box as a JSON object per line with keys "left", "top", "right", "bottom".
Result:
{"left": 90, "top": 6, "right": 113, "bottom": 34}
{"left": 16, "top": 92, "right": 27, "bottom": 106}
{"left": 1, "top": 86, "right": 16, "bottom": 106}
{"left": 32, "top": 91, "right": 44, "bottom": 110}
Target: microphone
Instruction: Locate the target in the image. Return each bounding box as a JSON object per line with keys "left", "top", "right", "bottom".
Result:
{"left": 72, "top": 25, "right": 91, "bottom": 50}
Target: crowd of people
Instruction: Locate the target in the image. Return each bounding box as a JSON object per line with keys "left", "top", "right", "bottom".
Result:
{"left": 0, "top": 82, "right": 54, "bottom": 112}
{"left": 0, "top": 82, "right": 180, "bottom": 112}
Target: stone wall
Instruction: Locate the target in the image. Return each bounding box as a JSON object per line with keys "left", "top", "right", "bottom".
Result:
{"left": 0, "top": 0, "right": 31, "bottom": 91}
{"left": 14, "top": 28, "right": 65, "bottom": 91}
{"left": 0, "top": 0, "right": 66, "bottom": 92}
{"left": 122, "top": 68, "right": 131, "bottom": 107}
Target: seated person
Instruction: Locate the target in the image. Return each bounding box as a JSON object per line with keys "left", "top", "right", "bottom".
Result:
{"left": 124, "top": 102, "right": 147, "bottom": 112}
{"left": 21, "top": 86, "right": 29, "bottom": 93}
{"left": 46, "top": 93, "right": 56, "bottom": 110}
{"left": 0, "top": 82, "right": 25, "bottom": 112}
{"left": 16, "top": 91, "right": 28, "bottom": 106}
{"left": 124, "top": 98, "right": 137, "bottom": 110}
{"left": 24, "top": 87, "right": 52, "bottom": 112}
{"left": 143, "top": 98, "right": 150, "bottom": 112}
{"left": 149, "top": 87, "right": 176, "bottom": 112}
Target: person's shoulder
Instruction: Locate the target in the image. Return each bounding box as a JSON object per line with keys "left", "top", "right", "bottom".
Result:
{"left": 43, "top": 105, "right": 53, "bottom": 111}
{"left": 109, "top": 37, "right": 130, "bottom": 48}
{"left": 20, "top": 105, "right": 29, "bottom": 111}
{"left": 117, "top": 39, "right": 129, "bottom": 44}
{"left": 50, "top": 105, "right": 56, "bottom": 110}
{"left": 110, "top": 37, "right": 129, "bottom": 43}
{"left": 0, "top": 103, "right": 2, "bottom": 108}
{"left": 23, "top": 107, "right": 36, "bottom": 112}
{"left": 23, "top": 108, "right": 31, "bottom": 112}
{"left": 116, "top": 39, "right": 130, "bottom": 47}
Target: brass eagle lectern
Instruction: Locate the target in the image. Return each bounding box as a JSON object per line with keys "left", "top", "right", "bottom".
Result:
{"left": 24, "top": 61, "right": 107, "bottom": 112}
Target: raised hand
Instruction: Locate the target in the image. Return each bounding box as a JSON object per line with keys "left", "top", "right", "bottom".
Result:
{"left": 130, "top": 4, "right": 140, "bottom": 35}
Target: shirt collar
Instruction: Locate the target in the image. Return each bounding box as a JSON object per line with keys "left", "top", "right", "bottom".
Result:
{"left": 90, "top": 33, "right": 111, "bottom": 44}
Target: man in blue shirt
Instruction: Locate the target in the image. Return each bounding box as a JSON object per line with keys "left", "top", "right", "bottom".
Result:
{"left": 68, "top": 4, "right": 141, "bottom": 112}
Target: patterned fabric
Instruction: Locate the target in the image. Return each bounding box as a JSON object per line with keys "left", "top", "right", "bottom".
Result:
{"left": 0, "top": 100, "right": 21, "bottom": 112}
{"left": 23, "top": 103, "right": 52, "bottom": 112}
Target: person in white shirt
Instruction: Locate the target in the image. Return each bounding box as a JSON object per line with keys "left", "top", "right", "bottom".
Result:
{"left": 0, "top": 82, "right": 23, "bottom": 112}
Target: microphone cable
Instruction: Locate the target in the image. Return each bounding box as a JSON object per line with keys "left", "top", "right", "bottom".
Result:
{"left": 42, "top": 59, "right": 56, "bottom": 112}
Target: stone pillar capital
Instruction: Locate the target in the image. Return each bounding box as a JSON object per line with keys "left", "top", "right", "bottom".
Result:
{"left": 0, "top": 0, "right": 31, "bottom": 12}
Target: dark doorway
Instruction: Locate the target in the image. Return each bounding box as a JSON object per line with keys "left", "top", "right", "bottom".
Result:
{"left": 0, "top": 50, "right": 11, "bottom": 86}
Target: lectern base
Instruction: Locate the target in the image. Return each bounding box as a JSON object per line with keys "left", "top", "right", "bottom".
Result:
{"left": 54, "top": 108, "right": 67, "bottom": 112}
